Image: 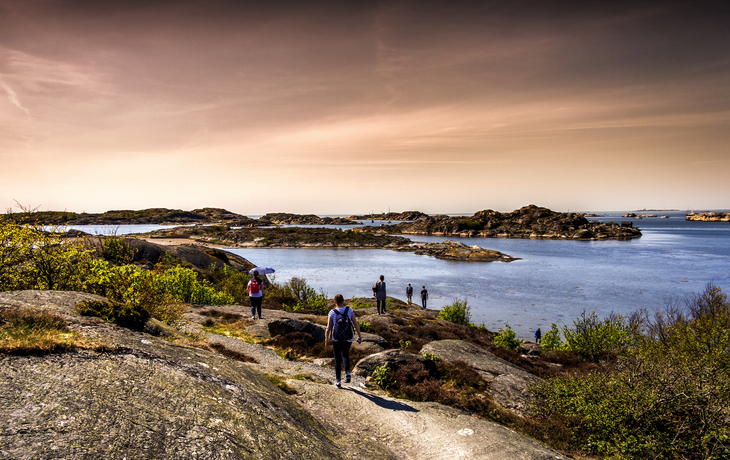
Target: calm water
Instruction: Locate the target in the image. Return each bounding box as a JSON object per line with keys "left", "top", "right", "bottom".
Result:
{"left": 68, "top": 211, "right": 730, "bottom": 339}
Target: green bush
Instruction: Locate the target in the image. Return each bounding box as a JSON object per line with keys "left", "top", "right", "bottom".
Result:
{"left": 359, "top": 320, "right": 372, "bottom": 333}
{"left": 540, "top": 323, "right": 564, "bottom": 350}
{"left": 372, "top": 363, "right": 395, "bottom": 390}
{"left": 437, "top": 299, "right": 472, "bottom": 326}
{"left": 562, "top": 310, "right": 637, "bottom": 362}
{"left": 101, "top": 236, "right": 134, "bottom": 264}
{"left": 493, "top": 324, "right": 521, "bottom": 350}
{"left": 308, "top": 292, "right": 329, "bottom": 314}
{"left": 0, "top": 217, "right": 95, "bottom": 292}
{"left": 532, "top": 285, "right": 730, "bottom": 459}
{"left": 212, "top": 264, "right": 251, "bottom": 304}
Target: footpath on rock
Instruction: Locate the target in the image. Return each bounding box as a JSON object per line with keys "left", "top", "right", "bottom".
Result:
{"left": 0, "top": 290, "right": 565, "bottom": 460}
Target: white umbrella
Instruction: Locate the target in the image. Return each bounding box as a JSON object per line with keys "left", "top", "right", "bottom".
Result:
{"left": 249, "top": 267, "right": 275, "bottom": 275}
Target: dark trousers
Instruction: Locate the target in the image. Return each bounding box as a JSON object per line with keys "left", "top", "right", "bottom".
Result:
{"left": 333, "top": 340, "right": 352, "bottom": 381}
{"left": 250, "top": 296, "right": 262, "bottom": 318}
{"left": 422, "top": 298, "right": 427, "bottom": 308}
{"left": 377, "top": 298, "right": 386, "bottom": 314}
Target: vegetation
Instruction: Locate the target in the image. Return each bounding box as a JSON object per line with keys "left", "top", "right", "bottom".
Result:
{"left": 532, "top": 284, "right": 730, "bottom": 459}
{"left": 492, "top": 324, "right": 521, "bottom": 350}
{"left": 0, "top": 308, "right": 101, "bottom": 354}
{"left": 436, "top": 299, "right": 472, "bottom": 325}
{"left": 1, "top": 210, "right": 237, "bottom": 330}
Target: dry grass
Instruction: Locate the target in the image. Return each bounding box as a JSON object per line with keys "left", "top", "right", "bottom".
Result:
{"left": 0, "top": 308, "right": 104, "bottom": 355}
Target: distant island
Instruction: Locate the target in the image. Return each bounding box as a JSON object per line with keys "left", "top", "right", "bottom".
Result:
{"left": 685, "top": 212, "right": 730, "bottom": 222}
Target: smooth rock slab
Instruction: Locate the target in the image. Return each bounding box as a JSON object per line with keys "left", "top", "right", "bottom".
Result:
{"left": 421, "top": 340, "right": 540, "bottom": 416}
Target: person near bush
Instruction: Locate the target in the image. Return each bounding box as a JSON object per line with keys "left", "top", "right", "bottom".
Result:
{"left": 406, "top": 283, "right": 413, "bottom": 304}
{"left": 420, "top": 285, "right": 428, "bottom": 309}
{"left": 534, "top": 327, "right": 542, "bottom": 344}
{"left": 374, "top": 275, "right": 387, "bottom": 314}
{"left": 325, "top": 294, "right": 362, "bottom": 388}
{"left": 247, "top": 271, "right": 264, "bottom": 319}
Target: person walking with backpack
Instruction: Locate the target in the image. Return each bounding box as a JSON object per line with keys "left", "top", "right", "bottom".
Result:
{"left": 247, "top": 271, "right": 264, "bottom": 320}
{"left": 420, "top": 285, "right": 428, "bottom": 309}
{"left": 406, "top": 283, "right": 413, "bottom": 305}
{"left": 374, "top": 275, "right": 387, "bottom": 314}
{"left": 325, "top": 294, "right": 362, "bottom": 389}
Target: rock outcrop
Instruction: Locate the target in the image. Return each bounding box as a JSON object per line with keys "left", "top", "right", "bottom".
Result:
{"left": 421, "top": 340, "right": 540, "bottom": 416}
{"left": 383, "top": 205, "right": 641, "bottom": 240}
{"left": 258, "top": 213, "right": 357, "bottom": 226}
{"left": 402, "top": 240, "right": 520, "bottom": 262}
{"left": 352, "top": 348, "right": 438, "bottom": 378}
{"left": 1, "top": 292, "right": 566, "bottom": 460}
{"left": 347, "top": 211, "right": 430, "bottom": 221}
{"left": 0, "top": 291, "right": 355, "bottom": 460}
{"left": 686, "top": 212, "right": 730, "bottom": 222}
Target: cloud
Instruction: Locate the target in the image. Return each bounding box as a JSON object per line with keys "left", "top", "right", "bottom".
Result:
{"left": 0, "top": 74, "right": 30, "bottom": 118}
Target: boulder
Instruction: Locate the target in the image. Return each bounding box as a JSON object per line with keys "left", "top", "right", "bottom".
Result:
{"left": 421, "top": 340, "right": 540, "bottom": 417}
{"left": 268, "top": 318, "right": 326, "bottom": 344}
{"left": 352, "top": 349, "right": 437, "bottom": 378}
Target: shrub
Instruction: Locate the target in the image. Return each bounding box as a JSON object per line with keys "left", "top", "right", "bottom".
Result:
{"left": 540, "top": 323, "right": 564, "bottom": 350}
{"left": 308, "top": 292, "right": 329, "bottom": 314}
{"left": 287, "top": 277, "right": 317, "bottom": 301}
{"left": 437, "top": 299, "right": 471, "bottom": 326}
{"left": 532, "top": 284, "right": 730, "bottom": 459}
{"left": 562, "top": 310, "right": 637, "bottom": 362}
{"left": 101, "top": 236, "right": 134, "bottom": 264}
{"left": 213, "top": 264, "right": 251, "bottom": 304}
{"left": 372, "top": 363, "right": 396, "bottom": 390}
{"left": 493, "top": 324, "right": 521, "bottom": 350}
{"left": 76, "top": 299, "right": 149, "bottom": 329}
{"left": 358, "top": 320, "right": 372, "bottom": 333}
{"left": 0, "top": 216, "right": 95, "bottom": 292}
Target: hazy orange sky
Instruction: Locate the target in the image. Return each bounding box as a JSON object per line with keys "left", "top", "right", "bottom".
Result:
{"left": 1, "top": 1, "right": 728, "bottom": 215}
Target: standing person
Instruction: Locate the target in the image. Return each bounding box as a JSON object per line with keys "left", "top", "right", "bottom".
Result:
{"left": 247, "top": 271, "right": 264, "bottom": 320}
{"left": 535, "top": 327, "right": 542, "bottom": 344}
{"left": 325, "top": 294, "right": 362, "bottom": 389}
{"left": 420, "top": 285, "right": 429, "bottom": 309}
{"left": 374, "top": 275, "right": 387, "bottom": 314}
{"left": 405, "top": 283, "right": 413, "bottom": 305}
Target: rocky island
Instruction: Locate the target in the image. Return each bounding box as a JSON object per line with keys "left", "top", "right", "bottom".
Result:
{"left": 685, "top": 212, "right": 730, "bottom": 222}
{"left": 348, "top": 211, "right": 431, "bottom": 221}
{"left": 376, "top": 205, "right": 641, "bottom": 240}
{"left": 139, "top": 226, "right": 518, "bottom": 262}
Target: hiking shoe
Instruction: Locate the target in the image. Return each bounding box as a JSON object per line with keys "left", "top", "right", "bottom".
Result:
{"left": 335, "top": 382, "right": 342, "bottom": 389}
{"left": 251, "top": 316, "right": 256, "bottom": 320}
{"left": 345, "top": 375, "right": 351, "bottom": 383}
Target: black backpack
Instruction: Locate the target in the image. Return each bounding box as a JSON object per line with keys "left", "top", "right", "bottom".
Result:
{"left": 332, "top": 307, "right": 354, "bottom": 342}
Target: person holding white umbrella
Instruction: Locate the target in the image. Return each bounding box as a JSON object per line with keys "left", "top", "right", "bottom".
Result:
{"left": 247, "top": 270, "right": 265, "bottom": 319}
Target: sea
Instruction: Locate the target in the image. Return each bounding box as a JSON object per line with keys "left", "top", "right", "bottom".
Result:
{"left": 66, "top": 210, "right": 730, "bottom": 340}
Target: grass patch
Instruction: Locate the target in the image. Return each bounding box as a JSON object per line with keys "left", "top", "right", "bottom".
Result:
{"left": 0, "top": 308, "right": 102, "bottom": 355}
{"left": 265, "top": 374, "right": 298, "bottom": 394}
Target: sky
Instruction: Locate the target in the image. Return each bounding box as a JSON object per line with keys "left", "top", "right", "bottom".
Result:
{"left": 1, "top": 0, "right": 728, "bottom": 216}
